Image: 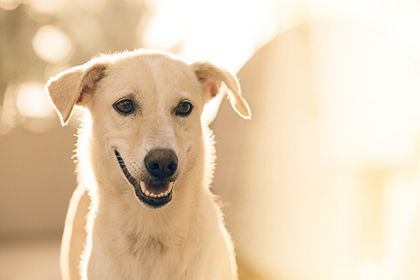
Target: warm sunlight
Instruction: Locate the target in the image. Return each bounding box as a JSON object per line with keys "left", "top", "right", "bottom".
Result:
{"left": 142, "top": 0, "right": 282, "bottom": 72}
{"left": 1, "top": 0, "right": 420, "bottom": 279}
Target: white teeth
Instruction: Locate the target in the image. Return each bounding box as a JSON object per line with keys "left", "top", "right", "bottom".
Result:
{"left": 139, "top": 182, "right": 173, "bottom": 198}
{"left": 140, "top": 182, "right": 147, "bottom": 193}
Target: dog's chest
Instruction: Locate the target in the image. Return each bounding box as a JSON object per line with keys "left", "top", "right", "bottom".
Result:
{"left": 88, "top": 232, "right": 186, "bottom": 280}
{"left": 125, "top": 233, "right": 166, "bottom": 256}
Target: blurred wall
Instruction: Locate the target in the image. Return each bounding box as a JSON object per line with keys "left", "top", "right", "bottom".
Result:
{"left": 0, "top": 124, "right": 76, "bottom": 236}
{"left": 213, "top": 19, "right": 420, "bottom": 280}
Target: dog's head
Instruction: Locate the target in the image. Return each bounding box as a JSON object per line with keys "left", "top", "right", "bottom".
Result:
{"left": 46, "top": 50, "right": 251, "bottom": 208}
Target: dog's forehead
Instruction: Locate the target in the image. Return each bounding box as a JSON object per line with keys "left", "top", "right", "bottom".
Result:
{"left": 101, "top": 54, "right": 201, "bottom": 102}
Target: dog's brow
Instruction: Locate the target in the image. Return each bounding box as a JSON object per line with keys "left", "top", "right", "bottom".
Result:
{"left": 119, "top": 92, "right": 137, "bottom": 100}
{"left": 177, "top": 91, "right": 193, "bottom": 101}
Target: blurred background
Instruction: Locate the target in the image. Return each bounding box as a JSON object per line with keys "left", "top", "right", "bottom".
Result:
{"left": 1, "top": 0, "right": 420, "bottom": 279}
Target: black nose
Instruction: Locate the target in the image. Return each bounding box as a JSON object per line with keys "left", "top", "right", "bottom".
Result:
{"left": 144, "top": 149, "right": 178, "bottom": 179}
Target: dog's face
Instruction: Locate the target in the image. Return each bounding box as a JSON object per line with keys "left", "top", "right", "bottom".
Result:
{"left": 46, "top": 51, "right": 251, "bottom": 208}
{"left": 89, "top": 56, "right": 208, "bottom": 208}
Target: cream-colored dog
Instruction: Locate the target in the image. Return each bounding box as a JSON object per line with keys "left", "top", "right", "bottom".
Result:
{"left": 46, "top": 50, "right": 251, "bottom": 280}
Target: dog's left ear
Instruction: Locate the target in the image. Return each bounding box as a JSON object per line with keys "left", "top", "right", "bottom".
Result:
{"left": 46, "top": 61, "right": 108, "bottom": 126}
{"left": 191, "top": 61, "right": 251, "bottom": 120}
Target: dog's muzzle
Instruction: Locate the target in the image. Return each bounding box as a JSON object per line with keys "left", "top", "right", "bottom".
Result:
{"left": 114, "top": 150, "right": 177, "bottom": 208}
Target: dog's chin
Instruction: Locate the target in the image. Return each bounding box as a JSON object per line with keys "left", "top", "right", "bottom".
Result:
{"left": 114, "top": 150, "right": 173, "bottom": 208}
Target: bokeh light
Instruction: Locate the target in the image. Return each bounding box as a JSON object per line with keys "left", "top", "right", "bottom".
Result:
{"left": 0, "top": 0, "right": 20, "bottom": 10}
{"left": 27, "top": 0, "right": 65, "bottom": 14}
{"left": 16, "top": 82, "right": 54, "bottom": 118}
{"left": 32, "top": 25, "right": 73, "bottom": 63}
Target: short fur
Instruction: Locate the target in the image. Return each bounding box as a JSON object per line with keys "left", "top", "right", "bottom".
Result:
{"left": 46, "top": 50, "right": 251, "bottom": 280}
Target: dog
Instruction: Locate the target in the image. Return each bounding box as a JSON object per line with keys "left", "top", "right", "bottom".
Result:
{"left": 46, "top": 50, "right": 251, "bottom": 280}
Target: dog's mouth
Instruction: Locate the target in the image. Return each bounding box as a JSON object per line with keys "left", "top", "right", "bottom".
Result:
{"left": 114, "top": 150, "right": 173, "bottom": 208}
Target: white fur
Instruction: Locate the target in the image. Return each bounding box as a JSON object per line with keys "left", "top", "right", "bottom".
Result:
{"left": 46, "top": 50, "right": 251, "bottom": 280}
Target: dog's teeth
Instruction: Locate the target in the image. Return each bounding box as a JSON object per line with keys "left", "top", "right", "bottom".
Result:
{"left": 140, "top": 182, "right": 147, "bottom": 193}
{"left": 140, "top": 181, "right": 174, "bottom": 198}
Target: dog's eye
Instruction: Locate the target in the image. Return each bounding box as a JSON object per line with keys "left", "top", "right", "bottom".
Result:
{"left": 113, "top": 99, "right": 135, "bottom": 115}
{"left": 175, "top": 101, "right": 193, "bottom": 117}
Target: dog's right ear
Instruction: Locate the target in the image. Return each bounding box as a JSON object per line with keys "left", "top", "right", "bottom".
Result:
{"left": 46, "top": 62, "right": 107, "bottom": 126}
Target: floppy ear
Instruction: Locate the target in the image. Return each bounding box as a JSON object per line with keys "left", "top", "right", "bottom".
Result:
{"left": 46, "top": 62, "right": 107, "bottom": 126}
{"left": 191, "top": 61, "right": 251, "bottom": 119}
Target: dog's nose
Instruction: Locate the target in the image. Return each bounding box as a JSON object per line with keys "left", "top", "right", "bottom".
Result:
{"left": 144, "top": 149, "right": 178, "bottom": 179}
